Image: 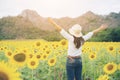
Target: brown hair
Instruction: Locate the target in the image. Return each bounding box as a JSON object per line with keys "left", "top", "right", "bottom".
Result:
{"left": 73, "top": 36, "right": 85, "bottom": 49}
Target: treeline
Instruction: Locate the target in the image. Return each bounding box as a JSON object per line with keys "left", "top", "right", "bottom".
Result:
{"left": 45, "top": 26, "right": 120, "bottom": 42}
{"left": 89, "top": 27, "right": 120, "bottom": 42}
{"left": 0, "top": 26, "right": 120, "bottom": 42}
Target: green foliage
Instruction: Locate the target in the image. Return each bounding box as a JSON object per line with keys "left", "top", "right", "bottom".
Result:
{"left": 90, "top": 27, "right": 120, "bottom": 42}
{"left": 42, "top": 31, "right": 63, "bottom": 41}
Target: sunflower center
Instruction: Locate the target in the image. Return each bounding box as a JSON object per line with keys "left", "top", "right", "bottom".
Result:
{"left": 29, "top": 54, "right": 33, "bottom": 58}
{"left": 8, "top": 52, "right": 12, "bottom": 56}
{"left": 1, "top": 48, "right": 3, "bottom": 50}
{"left": 52, "top": 44, "right": 54, "bottom": 47}
{"left": 55, "top": 45, "right": 58, "bottom": 47}
{"left": 31, "top": 61, "right": 35, "bottom": 66}
{"left": 107, "top": 64, "right": 113, "bottom": 70}
{"left": 61, "top": 41, "right": 66, "bottom": 45}
{"left": 14, "top": 53, "right": 26, "bottom": 62}
{"left": 37, "top": 55, "right": 41, "bottom": 59}
{"left": 4, "top": 47, "right": 7, "bottom": 49}
{"left": 0, "top": 72, "right": 9, "bottom": 80}
{"left": 43, "top": 48, "right": 46, "bottom": 51}
{"left": 50, "top": 59, "right": 54, "bottom": 63}
{"left": 91, "top": 55, "right": 95, "bottom": 58}
{"left": 119, "top": 50, "right": 120, "bottom": 53}
{"left": 43, "top": 55, "right": 47, "bottom": 59}
{"left": 23, "top": 50, "right": 27, "bottom": 53}
{"left": 45, "top": 45, "right": 48, "bottom": 48}
{"left": 46, "top": 51, "right": 50, "bottom": 54}
{"left": 109, "top": 47, "right": 113, "bottom": 51}
{"left": 36, "top": 42, "right": 41, "bottom": 46}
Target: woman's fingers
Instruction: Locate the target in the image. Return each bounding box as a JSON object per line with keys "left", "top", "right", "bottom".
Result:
{"left": 48, "top": 17, "right": 53, "bottom": 23}
{"left": 100, "top": 24, "right": 108, "bottom": 30}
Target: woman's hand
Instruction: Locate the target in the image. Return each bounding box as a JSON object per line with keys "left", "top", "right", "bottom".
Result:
{"left": 48, "top": 17, "right": 62, "bottom": 32}
{"left": 99, "top": 24, "right": 108, "bottom": 30}
{"left": 48, "top": 17, "right": 54, "bottom": 24}
{"left": 92, "top": 24, "right": 108, "bottom": 34}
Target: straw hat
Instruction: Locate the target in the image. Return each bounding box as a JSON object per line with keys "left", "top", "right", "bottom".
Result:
{"left": 69, "top": 24, "right": 83, "bottom": 37}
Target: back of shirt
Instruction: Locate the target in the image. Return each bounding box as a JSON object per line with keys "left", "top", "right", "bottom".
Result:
{"left": 60, "top": 29, "right": 93, "bottom": 56}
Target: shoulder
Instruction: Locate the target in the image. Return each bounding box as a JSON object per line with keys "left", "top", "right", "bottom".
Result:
{"left": 60, "top": 29, "right": 73, "bottom": 40}
{"left": 60, "top": 29, "right": 65, "bottom": 34}
{"left": 83, "top": 32, "right": 94, "bottom": 41}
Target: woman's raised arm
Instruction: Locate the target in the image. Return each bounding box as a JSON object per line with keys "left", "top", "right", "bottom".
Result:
{"left": 48, "top": 18, "right": 62, "bottom": 32}
{"left": 92, "top": 24, "right": 108, "bottom": 34}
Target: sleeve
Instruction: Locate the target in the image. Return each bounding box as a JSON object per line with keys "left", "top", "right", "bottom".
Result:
{"left": 60, "top": 29, "right": 73, "bottom": 40}
{"left": 83, "top": 32, "right": 94, "bottom": 41}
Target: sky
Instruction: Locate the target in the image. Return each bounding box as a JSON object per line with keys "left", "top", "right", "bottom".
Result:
{"left": 0, "top": 0, "right": 120, "bottom": 18}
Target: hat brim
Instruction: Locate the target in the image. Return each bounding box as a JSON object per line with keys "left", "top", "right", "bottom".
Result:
{"left": 69, "top": 28, "right": 83, "bottom": 37}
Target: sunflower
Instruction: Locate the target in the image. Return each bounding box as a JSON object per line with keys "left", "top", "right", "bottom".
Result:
{"left": 45, "top": 48, "right": 51, "bottom": 55}
{"left": 59, "top": 39, "right": 68, "bottom": 48}
{"left": 4, "top": 49, "right": 13, "bottom": 59}
{"left": 0, "top": 47, "right": 4, "bottom": 51}
{"left": 103, "top": 62, "right": 117, "bottom": 74}
{"left": 89, "top": 52, "right": 96, "bottom": 60}
{"left": 107, "top": 45, "right": 116, "bottom": 56}
{"left": 35, "top": 53, "right": 42, "bottom": 60}
{"left": 97, "top": 74, "right": 109, "bottom": 80}
{"left": 28, "top": 53, "right": 34, "bottom": 59}
{"left": 33, "top": 41, "right": 43, "bottom": 52}
{"left": 27, "top": 57, "right": 39, "bottom": 69}
{"left": 0, "top": 45, "right": 8, "bottom": 52}
{"left": 107, "top": 45, "right": 114, "bottom": 51}
{"left": 0, "top": 61, "right": 21, "bottom": 80}
{"left": 9, "top": 52, "right": 28, "bottom": 68}
{"left": 3, "top": 46, "right": 8, "bottom": 50}
{"left": 35, "top": 41, "right": 41, "bottom": 47}
{"left": 48, "top": 57, "right": 57, "bottom": 66}
{"left": 51, "top": 42, "right": 59, "bottom": 49}
{"left": 41, "top": 54, "right": 48, "bottom": 60}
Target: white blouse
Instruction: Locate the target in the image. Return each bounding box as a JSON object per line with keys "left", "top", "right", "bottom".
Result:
{"left": 60, "top": 29, "right": 93, "bottom": 56}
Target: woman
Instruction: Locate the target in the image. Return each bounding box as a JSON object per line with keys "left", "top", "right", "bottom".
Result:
{"left": 48, "top": 18, "right": 108, "bottom": 80}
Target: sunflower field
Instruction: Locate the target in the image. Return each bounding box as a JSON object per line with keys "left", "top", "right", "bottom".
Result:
{"left": 0, "top": 39, "right": 120, "bottom": 80}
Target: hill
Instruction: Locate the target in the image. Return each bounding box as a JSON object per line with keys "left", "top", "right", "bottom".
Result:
{"left": 0, "top": 9, "right": 120, "bottom": 41}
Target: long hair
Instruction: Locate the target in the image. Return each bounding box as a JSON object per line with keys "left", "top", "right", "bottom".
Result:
{"left": 73, "top": 36, "right": 85, "bottom": 49}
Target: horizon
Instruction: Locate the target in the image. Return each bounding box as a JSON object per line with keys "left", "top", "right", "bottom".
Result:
{"left": 0, "top": 0, "right": 120, "bottom": 18}
{"left": 0, "top": 9, "right": 120, "bottom": 19}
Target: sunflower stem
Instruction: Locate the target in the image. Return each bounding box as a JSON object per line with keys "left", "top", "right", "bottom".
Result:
{"left": 32, "top": 69, "right": 34, "bottom": 80}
